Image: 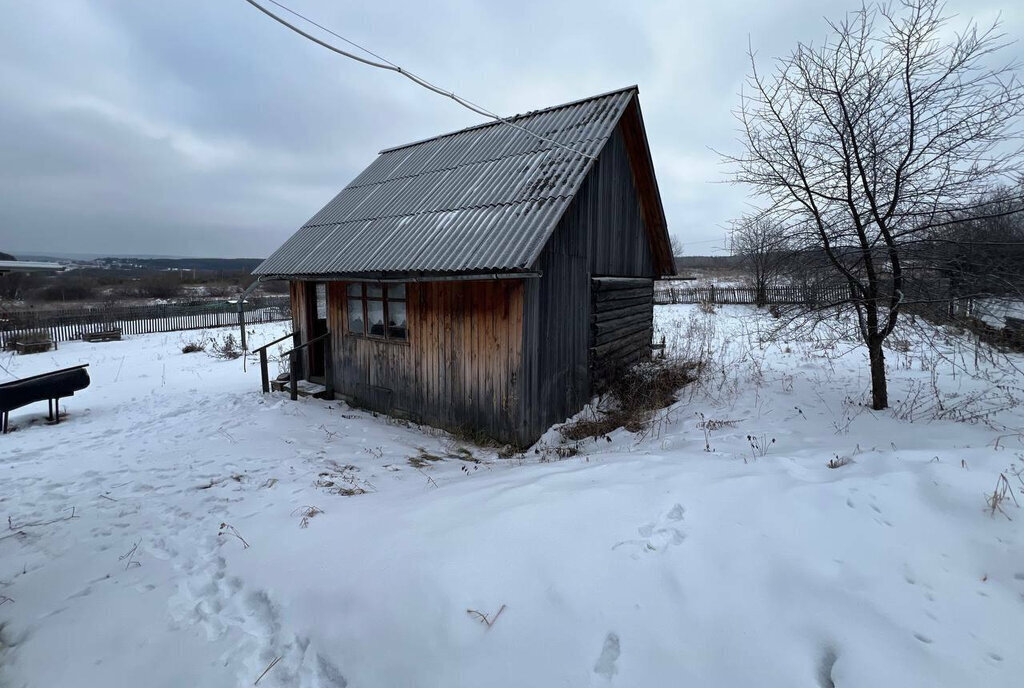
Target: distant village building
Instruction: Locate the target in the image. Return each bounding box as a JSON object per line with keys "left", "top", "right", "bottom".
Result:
{"left": 255, "top": 86, "right": 674, "bottom": 445}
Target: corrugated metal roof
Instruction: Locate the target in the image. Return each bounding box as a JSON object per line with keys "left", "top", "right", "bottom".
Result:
{"left": 255, "top": 86, "right": 638, "bottom": 277}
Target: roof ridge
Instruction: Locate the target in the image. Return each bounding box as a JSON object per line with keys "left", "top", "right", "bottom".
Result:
{"left": 377, "top": 84, "right": 639, "bottom": 155}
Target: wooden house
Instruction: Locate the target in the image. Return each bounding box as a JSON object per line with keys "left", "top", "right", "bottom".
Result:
{"left": 253, "top": 86, "right": 674, "bottom": 446}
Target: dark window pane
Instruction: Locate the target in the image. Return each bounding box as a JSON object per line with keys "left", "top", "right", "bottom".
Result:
{"left": 366, "top": 283, "right": 383, "bottom": 298}
{"left": 346, "top": 283, "right": 362, "bottom": 297}
{"left": 367, "top": 299, "right": 385, "bottom": 336}
{"left": 388, "top": 301, "right": 407, "bottom": 339}
{"left": 387, "top": 283, "right": 406, "bottom": 300}
{"left": 347, "top": 298, "right": 364, "bottom": 334}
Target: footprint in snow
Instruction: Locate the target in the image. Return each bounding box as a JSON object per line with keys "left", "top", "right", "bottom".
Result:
{"left": 614, "top": 503, "right": 686, "bottom": 554}
{"left": 593, "top": 632, "right": 620, "bottom": 680}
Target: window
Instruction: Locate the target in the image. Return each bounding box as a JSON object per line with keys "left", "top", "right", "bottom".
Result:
{"left": 315, "top": 283, "right": 327, "bottom": 319}
{"left": 346, "top": 282, "right": 407, "bottom": 341}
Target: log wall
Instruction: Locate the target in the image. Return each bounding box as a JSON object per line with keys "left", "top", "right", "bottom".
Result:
{"left": 589, "top": 277, "right": 654, "bottom": 391}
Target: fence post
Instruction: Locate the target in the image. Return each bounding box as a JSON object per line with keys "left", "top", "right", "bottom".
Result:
{"left": 259, "top": 348, "right": 270, "bottom": 394}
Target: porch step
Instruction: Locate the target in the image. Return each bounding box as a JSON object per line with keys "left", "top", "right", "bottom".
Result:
{"left": 270, "top": 379, "right": 330, "bottom": 399}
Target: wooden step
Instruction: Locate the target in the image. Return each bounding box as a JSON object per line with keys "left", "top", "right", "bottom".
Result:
{"left": 270, "top": 379, "right": 330, "bottom": 399}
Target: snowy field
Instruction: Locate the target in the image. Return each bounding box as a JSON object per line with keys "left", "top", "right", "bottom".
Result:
{"left": 1, "top": 306, "right": 1023, "bottom": 687}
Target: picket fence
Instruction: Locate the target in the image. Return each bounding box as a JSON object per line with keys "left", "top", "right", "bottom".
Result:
{"left": 0, "top": 296, "right": 291, "bottom": 348}
{"left": 655, "top": 284, "right": 850, "bottom": 306}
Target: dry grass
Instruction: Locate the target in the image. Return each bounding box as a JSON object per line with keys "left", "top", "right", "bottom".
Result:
{"left": 291, "top": 505, "right": 324, "bottom": 528}
{"left": 181, "top": 339, "right": 205, "bottom": 354}
{"left": 986, "top": 470, "right": 1022, "bottom": 519}
{"left": 316, "top": 462, "right": 374, "bottom": 496}
{"left": 209, "top": 333, "right": 242, "bottom": 360}
{"left": 827, "top": 455, "right": 852, "bottom": 469}
{"left": 408, "top": 444, "right": 479, "bottom": 468}
{"left": 561, "top": 358, "right": 703, "bottom": 441}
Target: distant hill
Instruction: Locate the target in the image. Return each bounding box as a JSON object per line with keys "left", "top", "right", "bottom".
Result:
{"left": 101, "top": 257, "right": 264, "bottom": 272}
{"left": 0, "top": 251, "right": 15, "bottom": 261}
{"left": 674, "top": 255, "right": 742, "bottom": 270}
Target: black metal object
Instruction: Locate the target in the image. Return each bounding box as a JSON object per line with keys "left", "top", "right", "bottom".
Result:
{"left": 253, "top": 331, "right": 298, "bottom": 394}
{"left": 279, "top": 332, "right": 332, "bottom": 401}
{"left": 0, "top": 364, "right": 90, "bottom": 434}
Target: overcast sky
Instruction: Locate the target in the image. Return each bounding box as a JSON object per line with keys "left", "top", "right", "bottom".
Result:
{"left": 1, "top": 0, "right": 1021, "bottom": 259}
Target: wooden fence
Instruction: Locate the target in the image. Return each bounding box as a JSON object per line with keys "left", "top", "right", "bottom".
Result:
{"left": 655, "top": 284, "right": 850, "bottom": 306}
{"left": 0, "top": 296, "right": 291, "bottom": 348}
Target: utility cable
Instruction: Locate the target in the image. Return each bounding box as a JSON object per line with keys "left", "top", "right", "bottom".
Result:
{"left": 244, "top": 0, "right": 597, "bottom": 159}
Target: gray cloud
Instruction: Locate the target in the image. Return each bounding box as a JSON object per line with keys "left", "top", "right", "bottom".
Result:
{"left": 0, "top": 0, "right": 1020, "bottom": 258}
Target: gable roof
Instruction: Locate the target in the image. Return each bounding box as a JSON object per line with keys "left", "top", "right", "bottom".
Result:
{"left": 254, "top": 86, "right": 670, "bottom": 278}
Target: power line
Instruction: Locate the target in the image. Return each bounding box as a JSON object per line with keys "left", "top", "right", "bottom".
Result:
{"left": 244, "top": 0, "right": 596, "bottom": 160}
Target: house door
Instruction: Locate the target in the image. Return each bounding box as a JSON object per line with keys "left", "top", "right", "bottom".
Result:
{"left": 305, "top": 282, "right": 328, "bottom": 382}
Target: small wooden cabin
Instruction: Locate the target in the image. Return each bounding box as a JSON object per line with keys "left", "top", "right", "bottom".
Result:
{"left": 254, "top": 86, "right": 674, "bottom": 446}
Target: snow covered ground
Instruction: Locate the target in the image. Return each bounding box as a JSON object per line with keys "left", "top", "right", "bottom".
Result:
{"left": 1, "top": 307, "right": 1023, "bottom": 687}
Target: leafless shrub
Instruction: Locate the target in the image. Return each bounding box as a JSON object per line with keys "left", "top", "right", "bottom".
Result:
{"left": 561, "top": 358, "right": 703, "bottom": 441}
{"left": 697, "top": 299, "right": 717, "bottom": 315}
{"left": 209, "top": 333, "right": 242, "bottom": 360}
{"left": 181, "top": 339, "right": 205, "bottom": 354}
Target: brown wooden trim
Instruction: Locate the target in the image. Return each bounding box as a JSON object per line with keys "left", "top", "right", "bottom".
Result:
{"left": 619, "top": 97, "right": 674, "bottom": 276}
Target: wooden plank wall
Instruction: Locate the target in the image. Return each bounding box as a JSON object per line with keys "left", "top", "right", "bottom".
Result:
{"left": 520, "top": 202, "right": 591, "bottom": 444}
{"left": 288, "top": 281, "right": 310, "bottom": 378}
{"left": 590, "top": 277, "right": 654, "bottom": 392}
{"left": 325, "top": 279, "right": 525, "bottom": 444}
{"left": 517, "top": 120, "right": 661, "bottom": 442}
{"left": 572, "top": 125, "right": 657, "bottom": 278}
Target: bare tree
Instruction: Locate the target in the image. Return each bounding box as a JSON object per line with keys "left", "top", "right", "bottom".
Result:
{"left": 724, "top": 0, "right": 1024, "bottom": 409}
{"left": 670, "top": 234, "right": 684, "bottom": 259}
{"left": 730, "top": 212, "right": 790, "bottom": 306}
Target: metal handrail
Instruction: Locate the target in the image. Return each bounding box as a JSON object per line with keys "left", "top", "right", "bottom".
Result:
{"left": 280, "top": 331, "right": 330, "bottom": 358}
{"left": 252, "top": 331, "right": 296, "bottom": 354}
{"left": 257, "top": 330, "right": 333, "bottom": 400}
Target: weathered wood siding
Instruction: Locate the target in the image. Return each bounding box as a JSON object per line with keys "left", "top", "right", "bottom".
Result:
{"left": 590, "top": 277, "right": 654, "bottom": 391}
{"left": 289, "top": 281, "right": 310, "bottom": 378}
{"left": 575, "top": 126, "right": 657, "bottom": 278}
{"left": 327, "top": 279, "right": 525, "bottom": 443}
{"left": 517, "top": 122, "right": 660, "bottom": 441}
{"left": 520, "top": 209, "right": 590, "bottom": 443}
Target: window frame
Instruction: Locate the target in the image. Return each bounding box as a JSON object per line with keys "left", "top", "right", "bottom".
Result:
{"left": 345, "top": 281, "right": 408, "bottom": 343}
